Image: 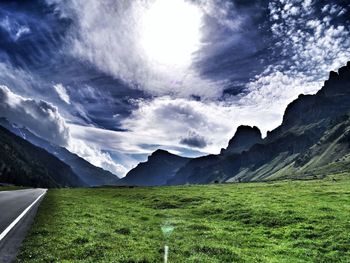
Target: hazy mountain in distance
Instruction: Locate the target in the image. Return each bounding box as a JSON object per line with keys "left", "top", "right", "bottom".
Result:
{"left": 0, "top": 125, "right": 85, "bottom": 188}
{"left": 0, "top": 118, "right": 119, "bottom": 186}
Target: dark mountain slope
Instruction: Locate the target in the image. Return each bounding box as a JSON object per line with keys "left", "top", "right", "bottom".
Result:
{"left": 167, "top": 154, "right": 220, "bottom": 185}
{"left": 0, "top": 125, "right": 85, "bottom": 188}
{"left": 0, "top": 118, "right": 119, "bottom": 186}
{"left": 120, "top": 149, "right": 191, "bottom": 186}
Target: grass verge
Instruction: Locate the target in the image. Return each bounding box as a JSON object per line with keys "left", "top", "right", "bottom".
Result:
{"left": 0, "top": 185, "right": 24, "bottom": 191}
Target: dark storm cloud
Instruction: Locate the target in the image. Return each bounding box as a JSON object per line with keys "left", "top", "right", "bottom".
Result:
{"left": 195, "top": 0, "right": 272, "bottom": 95}
{"left": 0, "top": 1, "right": 70, "bottom": 68}
{"left": 0, "top": 0, "right": 147, "bottom": 132}
{"left": 180, "top": 132, "right": 208, "bottom": 148}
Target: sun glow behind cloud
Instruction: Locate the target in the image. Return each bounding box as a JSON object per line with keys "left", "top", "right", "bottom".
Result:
{"left": 53, "top": 0, "right": 219, "bottom": 97}
{"left": 140, "top": 0, "right": 203, "bottom": 69}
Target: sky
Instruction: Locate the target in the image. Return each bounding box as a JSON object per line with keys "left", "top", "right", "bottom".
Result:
{"left": 0, "top": 0, "right": 349, "bottom": 177}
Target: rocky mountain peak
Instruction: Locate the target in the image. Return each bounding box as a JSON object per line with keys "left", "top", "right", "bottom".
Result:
{"left": 222, "top": 125, "right": 263, "bottom": 155}
{"left": 121, "top": 149, "right": 191, "bottom": 186}
{"left": 148, "top": 149, "right": 172, "bottom": 160}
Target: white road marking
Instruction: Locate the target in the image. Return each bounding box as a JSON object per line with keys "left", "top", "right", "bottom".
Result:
{"left": 0, "top": 189, "right": 47, "bottom": 242}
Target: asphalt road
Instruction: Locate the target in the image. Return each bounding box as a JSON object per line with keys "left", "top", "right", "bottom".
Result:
{"left": 0, "top": 189, "right": 46, "bottom": 263}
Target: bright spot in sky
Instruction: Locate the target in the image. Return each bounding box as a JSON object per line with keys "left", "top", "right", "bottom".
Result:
{"left": 140, "top": 0, "right": 203, "bottom": 68}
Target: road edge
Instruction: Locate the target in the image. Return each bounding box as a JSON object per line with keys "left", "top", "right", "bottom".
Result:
{"left": 0, "top": 189, "right": 47, "bottom": 263}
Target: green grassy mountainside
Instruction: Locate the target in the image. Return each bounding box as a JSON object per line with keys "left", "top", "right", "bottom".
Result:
{"left": 17, "top": 174, "right": 350, "bottom": 262}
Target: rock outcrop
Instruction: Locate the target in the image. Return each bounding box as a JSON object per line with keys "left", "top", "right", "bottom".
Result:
{"left": 222, "top": 125, "right": 263, "bottom": 155}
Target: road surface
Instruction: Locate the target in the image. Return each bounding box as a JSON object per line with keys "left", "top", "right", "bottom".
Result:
{"left": 0, "top": 189, "right": 46, "bottom": 263}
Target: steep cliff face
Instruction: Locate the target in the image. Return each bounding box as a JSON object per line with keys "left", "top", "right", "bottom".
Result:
{"left": 280, "top": 63, "right": 350, "bottom": 130}
{"left": 171, "top": 61, "right": 350, "bottom": 184}
{"left": 120, "top": 150, "right": 191, "bottom": 186}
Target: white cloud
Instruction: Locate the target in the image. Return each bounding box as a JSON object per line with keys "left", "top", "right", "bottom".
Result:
{"left": 0, "top": 62, "right": 38, "bottom": 96}
{"left": 0, "top": 85, "right": 126, "bottom": 177}
{"left": 244, "top": 71, "right": 321, "bottom": 116}
{"left": 254, "top": 0, "right": 350, "bottom": 114}
{"left": 0, "top": 16, "right": 30, "bottom": 41}
{"left": 15, "top": 26, "right": 30, "bottom": 40}
{"left": 87, "top": 0, "right": 350, "bottom": 159}
{"left": 3, "top": 0, "right": 347, "bottom": 178}
{"left": 121, "top": 97, "right": 233, "bottom": 153}
{"left": 53, "top": 83, "right": 70, "bottom": 104}
{"left": 0, "top": 62, "right": 97, "bottom": 126}
{"left": 329, "top": 4, "right": 345, "bottom": 16}
{"left": 48, "top": 0, "right": 349, "bottom": 101}
{"left": 199, "top": 0, "right": 244, "bottom": 31}
{"left": 0, "top": 85, "right": 70, "bottom": 146}
{"left": 67, "top": 139, "right": 127, "bottom": 177}
{"left": 268, "top": 0, "right": 350, "bottom": 76}
{"left": 68, "top": 95, "right": 292, "bottom": 157}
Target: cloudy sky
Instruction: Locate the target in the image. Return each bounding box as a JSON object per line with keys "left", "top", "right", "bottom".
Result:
{"left": 0, "top": 0, "right": 349, "bottom": 177}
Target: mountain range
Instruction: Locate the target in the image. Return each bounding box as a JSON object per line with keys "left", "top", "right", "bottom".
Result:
{"left": 1, "top": 62, "right": 350, "bottom": 187}
{"left": 122, "top": 61, "right": 350, "bottom": 186}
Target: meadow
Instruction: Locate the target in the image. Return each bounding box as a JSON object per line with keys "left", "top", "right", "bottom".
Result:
{"left": 16, "top": 174, "right": 350, "bottom": 262}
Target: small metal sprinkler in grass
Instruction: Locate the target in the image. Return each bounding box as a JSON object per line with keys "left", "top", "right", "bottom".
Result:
{"left": 161, "top": 223, "right": 174, "bottom": 263}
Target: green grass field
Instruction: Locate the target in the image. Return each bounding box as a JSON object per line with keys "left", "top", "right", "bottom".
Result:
{"left": 17, "top": 174, "right": 350, "bottom": 262}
